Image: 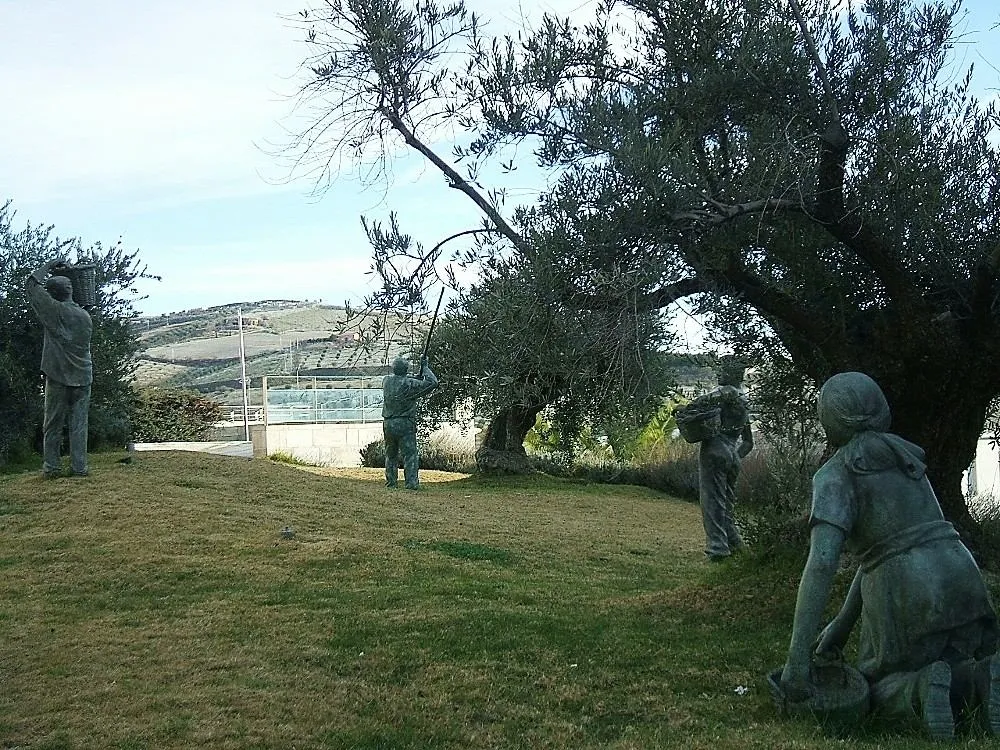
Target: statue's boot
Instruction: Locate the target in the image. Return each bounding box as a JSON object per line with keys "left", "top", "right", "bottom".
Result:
{"left": 974, "top": 656, "right": 1000, "bottom": 736}
{"left": 918, "top": 661, "right": 955, "bottom": 741}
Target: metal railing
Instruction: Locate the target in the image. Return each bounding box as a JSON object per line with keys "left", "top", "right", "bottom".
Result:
{"left": 262, "top": 375, "right": 384, "bottom": 424}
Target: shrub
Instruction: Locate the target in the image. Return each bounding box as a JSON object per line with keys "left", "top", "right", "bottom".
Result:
{"left": 527, "top": 436, "right": 701, "bottom": 500}
{"left": 359, "top": 434, "right": 476, "bottom": 473}
{"left": 631, "top": 438, "right": 700, "bottom": 500}
{"left": 268, "top": 450, "right": 313, "bottom": 467}
{"left": 129, "top": 388, "right": 222, "bottom": 442}
{"left": 736, "top": 438, "right": 819, "bottom": 553}
{"left": 359, "top": 439, "right": 385, "bottom": 468}
{"left": 418, "top": 432, "right": 476, "bottom": 473}
{"left": 88, "top": 401, "right": 130, "bottom": 450}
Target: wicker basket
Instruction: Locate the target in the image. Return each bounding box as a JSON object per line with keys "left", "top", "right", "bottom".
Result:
{"left": 674, "top": 405, "right": 721, "bottom": 443}
{"left": 767, "top": 664, "right": 870, "bottom": 734}
{"left": 51, "top": 263, "right": 97, "bottom": 308}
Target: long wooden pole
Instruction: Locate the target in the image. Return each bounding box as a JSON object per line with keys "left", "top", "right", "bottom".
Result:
{"left": 420, "top": 287, "right": 445, "bottom": 363}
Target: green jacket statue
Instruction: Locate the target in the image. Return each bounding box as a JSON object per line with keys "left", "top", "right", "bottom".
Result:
{"left": 382, "top": 356, "right": 438, "bottom": 489}
{"left": 26, "top": 260, "right": 94, "bottom": 478}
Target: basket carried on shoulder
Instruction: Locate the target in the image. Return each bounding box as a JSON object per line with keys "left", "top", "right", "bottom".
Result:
{"left": 51, "top": 263, "right": 97, "bottom": 308}
{"left": 674, "top": 405, "right": 721, "bottom": 443}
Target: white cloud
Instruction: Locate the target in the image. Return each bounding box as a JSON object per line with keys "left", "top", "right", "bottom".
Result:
{"left": 0, "top": 0, "right": 601, "bottom": 209}
{"left": 0, "top": 0, "right": 303, "bottom": 204}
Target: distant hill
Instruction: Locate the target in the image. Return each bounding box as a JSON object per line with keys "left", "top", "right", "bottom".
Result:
{"left": 133, "top": 301, "right": 417, "bottom": 406}
{"left": 133, "top": 301, "right": 720, "bottom": 408}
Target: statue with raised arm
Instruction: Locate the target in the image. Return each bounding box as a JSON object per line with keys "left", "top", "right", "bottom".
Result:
{"left": 677, "top": 362, "right": 754, "bottom": 560}
{"left": 382, "top": 355, "right": 438, "bottom": 489}
{"left": 26, "top": 260, "right": 94, "bottom": 478}
{"left": 779, "top": 372, "right": 999, "bottom": 740}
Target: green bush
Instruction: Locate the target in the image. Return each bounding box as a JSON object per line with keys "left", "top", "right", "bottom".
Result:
{"left": 527, "top": 436, "right": 701, "bottom": 500}
{"left": 129, "top": 388, "right": 222, "bottom": 442}
{"left": 359, "top": 439, "right": 385, "bottom": 468}
{"left": 88, "top": 401, "right": 131, "bottom": 450}
{"left": 736, "top": 439, "right": 817, "bottom": 553}
{"left": 629, "top": 438, "right": 700, "bottom": 499}
{"left": 359, "top": 434, "right": 476, "bottom": 473}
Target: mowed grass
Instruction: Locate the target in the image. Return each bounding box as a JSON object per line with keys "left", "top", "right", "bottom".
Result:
{"left": 0, "top": 453, "right": 982, "bottom": 749}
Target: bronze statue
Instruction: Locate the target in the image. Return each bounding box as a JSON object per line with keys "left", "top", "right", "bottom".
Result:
{"left": 780, "top": 372, "right": 999, "bottom": 740}
{"left": 26, "top": 260, "right": 94, "bottom": 478}
{"left": 678, "top": 364, "right": 754, "bottom": 560}
{"left": 382, "top": 355, "right": 438, "bottom": 489}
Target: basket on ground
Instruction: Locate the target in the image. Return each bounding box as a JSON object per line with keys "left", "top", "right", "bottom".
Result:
{"left": 767, "top": 663, "right": 870, "bottom": 733}
{"left": 674, "top": 405, "right": 721, "bottom": 443}
{"left": 52, "top": 263, "right": 97, "bottom": 308}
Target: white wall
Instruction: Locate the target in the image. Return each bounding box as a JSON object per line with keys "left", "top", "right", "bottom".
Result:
{"left": 261, "top": 421, "right": 478, "bottom": 468}
{"left": 264, "top": 422, "right": 385, "bottom": 467}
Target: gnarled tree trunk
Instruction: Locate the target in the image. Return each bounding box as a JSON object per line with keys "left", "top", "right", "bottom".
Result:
{"left": 475, "top": 404, "right": 544, "bottom": 474}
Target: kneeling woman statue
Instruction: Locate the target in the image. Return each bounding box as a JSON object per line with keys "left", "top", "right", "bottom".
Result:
{"left": 781, "top": 372, "right": 999, "bottom": 740}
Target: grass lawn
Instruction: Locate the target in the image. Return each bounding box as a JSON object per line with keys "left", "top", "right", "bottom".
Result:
{"left": 0, "top": 452, "right": 991, "bottom": 749}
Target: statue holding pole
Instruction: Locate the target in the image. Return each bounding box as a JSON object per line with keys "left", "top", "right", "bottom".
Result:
{"left": 381, "top": 289, "right": 443, "bottom": 489}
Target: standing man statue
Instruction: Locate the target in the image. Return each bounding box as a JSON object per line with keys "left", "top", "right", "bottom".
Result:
{"left": 382, "top": 355, "right": 438, "bottom": 489}
{"left": 26, "top": 260, "right": 94, "bottom": 478}
{"left": 678, "top": 361, "right": 754, "bottom": 560}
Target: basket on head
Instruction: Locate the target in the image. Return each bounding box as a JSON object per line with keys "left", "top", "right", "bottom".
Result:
{"left": 674, "top": 405, "right": 721, "bottom": 443}
{"left": 767, "top": 663, "right": 870, "bottom": 734}
{"left": 51, "top": 264, "right": 97, "bottom": 308}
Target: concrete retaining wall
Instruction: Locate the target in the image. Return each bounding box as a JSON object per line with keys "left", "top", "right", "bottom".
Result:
{"left": 264, "top": 422, "right": 386, "bottom": 467}
{"left": 132, "top": 441, "right": 254, "bottom": 458}
{"left": 260, "top": 421, "right": 478, "bottom": 468}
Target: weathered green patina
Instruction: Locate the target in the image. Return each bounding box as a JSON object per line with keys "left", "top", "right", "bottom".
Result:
{"left": 382, "top": 355, "right": 438, "bottom": 489}
{"left": 679, "top": 364, "right": 753, "bottom": 560}
{"left": 26, "top": 260, "right": 94, "bottom": 478}
{"left": 780, "top": 372, "right": 1000, "bottom": 740}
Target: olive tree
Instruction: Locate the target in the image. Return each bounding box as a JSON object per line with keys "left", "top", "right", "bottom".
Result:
{"left": 281, "top": 0, "right": 1000, "bottom": 534}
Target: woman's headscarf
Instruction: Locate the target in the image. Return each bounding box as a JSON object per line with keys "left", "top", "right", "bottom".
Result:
{"left": 817, "top": 372, "right": 926, "bottom": 479}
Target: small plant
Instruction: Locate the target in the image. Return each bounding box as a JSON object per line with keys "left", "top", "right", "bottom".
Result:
{"left": 268, "top": 450, "right": 313, "bottom": 467}
{"left": 737, "top": 440, "right": 818, "bottom": 553}
{"left": 359, "top": 439, "right": 386, "bottom": 468}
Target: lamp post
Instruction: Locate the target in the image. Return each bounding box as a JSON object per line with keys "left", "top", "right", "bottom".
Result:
{"left": 238, "top": 307, "right": 250, "bottom": 442}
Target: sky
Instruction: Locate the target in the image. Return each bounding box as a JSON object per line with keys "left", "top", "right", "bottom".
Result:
{"left": 1, "top": 0, "right": 998, "bottom": 320}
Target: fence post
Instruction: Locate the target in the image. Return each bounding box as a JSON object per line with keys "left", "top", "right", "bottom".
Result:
{"left": 262, "top": 376, "right": 269, "bottom": 428}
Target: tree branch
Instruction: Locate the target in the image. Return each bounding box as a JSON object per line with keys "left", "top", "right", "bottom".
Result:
{"left": 671, "top": 195, "right": 804, "bottom": 225}
{"left": 787, "top": 0, "right": 841, "bottom": 127}
{"left": 381, "top": 109, "right": 531, "bottom": 257}
{"left": 566, "top": 275, "right": 707, "bottom": 311}
{"left": 813, "top": 126, "right": 926, "bottom": 309}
